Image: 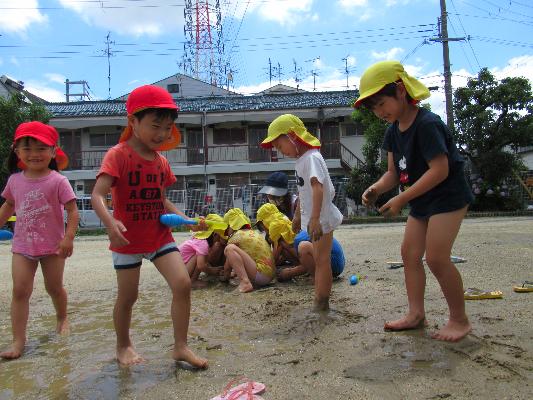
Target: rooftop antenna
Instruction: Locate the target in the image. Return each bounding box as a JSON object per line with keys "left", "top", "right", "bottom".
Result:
{"left": 341, "top": 56, "right": 350, "bottom": 89}
{"left": 103, "top": 32, "right": 115, "bottom": 99}
{"left": 273, "top": 62, "right": 283, "bottom": 84}
{"left": 293, "top": 59, "right": 302, "bottom": 88}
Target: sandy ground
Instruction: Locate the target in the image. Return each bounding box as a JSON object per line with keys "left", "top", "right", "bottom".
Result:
{"left": 0, "top": 217, "right": 532, "bottom": 400}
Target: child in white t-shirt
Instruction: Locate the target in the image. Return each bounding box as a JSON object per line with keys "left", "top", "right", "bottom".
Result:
{"left": 261, "top": 114, "right": 343, "bottom": 310}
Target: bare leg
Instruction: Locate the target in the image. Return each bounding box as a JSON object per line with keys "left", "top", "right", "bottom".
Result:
{"left": 0, "top": 254, "right": 37, "bottom": 359}
{"left": 223, "top": 244, "right": 259, "bottom": 293}
{"left": 154, "top": 251, "right": 208, "bottom": 369}
{"left": 426, "top": 206, "right": 471, "bottom": 342}
{"left": 114, "top": 267, "right": 144, "bottom": 366}
{"left": 184, "top": 255, "right": 207, "bottom": 288}
{"left": 298, "top": 241, "right": 316, "bottom": 279}
{"left": 41, "top": 255, "right": 69, "bottom": 335}
{"left": 384, "top": 216, "right": 428, "bottom": 331}
{"left": 313, "top": 232, "right": 334, "bottom": 311}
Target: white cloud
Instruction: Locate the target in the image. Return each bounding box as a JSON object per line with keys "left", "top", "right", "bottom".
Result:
{"left": 371, "top": 47, "right": 404, "bottom": 60}
{"left": 490, "top": 55, "right": 533, "bottom": 83}
{"left": 346, "top": 56, "right": 357, "bottom": 67}
{"left": 44, "top": 73, "right": 66, "bottom": 85}
{"left": 338, "top": 0, "right": 368, "bottom": 8}
{"left": 0, "top": 0, "right": 47, "bottom": 34}
{"left": 245, "top": 0, "right": 315, "bottom": 26}
{"left": 10, "top": 57, "right": 20, "bottom": 66}
{"left": 58, "top": 0, "right": 184, "bottom": 36}
{"left": 24, "top": 81, "right": 65, "bottom": 102}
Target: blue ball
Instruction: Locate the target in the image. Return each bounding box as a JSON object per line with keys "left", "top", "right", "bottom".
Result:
{"left": 350, "top": 275, "right": 359, "bottom": 285}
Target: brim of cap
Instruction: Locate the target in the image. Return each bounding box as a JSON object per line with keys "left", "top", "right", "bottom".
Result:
{"left": 258, "top": 186, "right": 287, "bottom": 196}
{"left": 119, "top": 124, "right": 181, "bottom": 151}
{"left": 15, "top": 133, "right": 55, "bottom": 146}
{"left": 353, "top": 84, "right": 387, "bottom": 108}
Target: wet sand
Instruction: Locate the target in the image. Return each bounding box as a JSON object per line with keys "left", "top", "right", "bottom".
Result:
{"left": 0, "top": 217, "right": 532, "bottom": 400}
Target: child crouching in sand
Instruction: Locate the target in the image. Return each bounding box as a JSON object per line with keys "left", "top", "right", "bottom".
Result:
{"left": 178, "top": 213, "right": 228, "bottom": 288}
{"left": 222, "top": 208, "right": 275, "bottom": 293}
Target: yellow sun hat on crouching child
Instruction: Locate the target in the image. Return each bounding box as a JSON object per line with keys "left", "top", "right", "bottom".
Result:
{"left": 261, "top": 114, "right": 321, "bottom": 149}
{"left": 353, "top": 60, "right": 430, "bottom": 108}
{"left": 193, "top": 214, "right": 228, "bottom": 240}
{"left": 224, "top": 208, "right": 252, "bottom": 231}
{"left": 269, "top": 218, "right": 296, "bottom": 246}
{"left": 255, "top": 203, "right": 286, "bottom": 229}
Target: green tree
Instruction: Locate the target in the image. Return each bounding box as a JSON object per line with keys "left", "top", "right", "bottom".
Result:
{"left": 0, "top": 93, "right": 51, "bottom": 190}
{"left": 453, "top": 68, "right": 533, "bottom": 210}
{"left": 345, "top": 106, "right": 394, "bottom": 210}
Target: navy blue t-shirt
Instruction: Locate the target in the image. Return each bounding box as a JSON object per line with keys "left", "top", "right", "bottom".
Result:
{"left": 382, "top": 108, "right": 474, "bottom": 218}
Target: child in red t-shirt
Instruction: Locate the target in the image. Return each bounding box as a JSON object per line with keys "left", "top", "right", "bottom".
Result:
{"left": 91, "top": 85, "right": 207, "bottom": 368}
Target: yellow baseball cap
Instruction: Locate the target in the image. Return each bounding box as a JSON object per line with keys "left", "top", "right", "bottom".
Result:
{"left": 269, "top": 218, "right": 295, "bottom": 245}
{"left": 193, "top": 214, "right": 228, "bottom": 239}
{"left": 261, "top": 114, "right": 321, "bottom": 149}
{"left": 223, "top": 208, "right": 252, "bottom": 230}
{"left": 353, "top": 60, "right": 430, "bottom": 108}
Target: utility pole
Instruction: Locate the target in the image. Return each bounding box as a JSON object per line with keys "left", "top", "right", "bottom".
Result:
{"left": 430, "top": 0, "right": 465, "bottom": 131}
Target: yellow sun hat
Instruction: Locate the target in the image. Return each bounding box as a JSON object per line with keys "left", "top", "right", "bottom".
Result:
{"left": 261, "top": 114, "right": 321, "bottom": 149}
{"left": 268, "top": 218, "right": 296, "bottom": 246}
{"left": 193, "top": 214, "right": 228, "bottom": 239}
{"left": 353, "top": 60, "right": 430, "bottom": 108}
{"left": 256, "top": 203, "right": 286, "bottom": 229}
{"left": 223, "top": 208, "right": 252, "bottom": 231}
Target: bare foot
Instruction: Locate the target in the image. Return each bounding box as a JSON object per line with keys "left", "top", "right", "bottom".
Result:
{"left": 314, "top": 297, "right": 329, "bottom": 312}
{"left": 238, "top": 280, "right": 254, "bottom": 293}
{"left": 57, "top": 319, "right": 70, "bottom": 335}
{"left": 276, "top": 269, "right": 292, "bottom": 282}
{"left": 0, "top": 341, "right": 25, "bottom": 360}
{"left": 116, "top": 346, "right": 144, "bottom": 366}
{"left": 431, "top": 319, "right": 472, "bottom": 342}
{"left": 173, "top": 346, "right": 208, "bottom": 369}
{"left": 384, "top": 314, "right": 427, "bottom": 331}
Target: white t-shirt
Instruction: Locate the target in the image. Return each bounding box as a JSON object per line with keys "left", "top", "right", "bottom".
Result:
{"left": 295, "top": 149, "right": 343, "bottom": 234}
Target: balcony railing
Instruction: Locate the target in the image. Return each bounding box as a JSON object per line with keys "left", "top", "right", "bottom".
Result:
{"left": 63, "top": 141, "right": 345, "bottom": 170}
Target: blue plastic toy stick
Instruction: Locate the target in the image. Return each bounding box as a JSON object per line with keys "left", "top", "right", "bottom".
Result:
{"left": 160, "top": 214, "right": 198, "bottom": 227}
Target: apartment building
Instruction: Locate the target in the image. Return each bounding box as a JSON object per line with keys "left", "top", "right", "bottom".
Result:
{"left": 45, "top": 73, "right": 364, "bottom": 217}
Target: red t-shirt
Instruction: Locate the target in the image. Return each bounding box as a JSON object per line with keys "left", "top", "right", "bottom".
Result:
{"left": 97, "top": 142, "right": 177, "bottom": 254}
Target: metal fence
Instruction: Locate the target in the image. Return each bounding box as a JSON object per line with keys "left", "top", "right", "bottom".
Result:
{"left": 166, "top": 177, "right": 351, "bottom": 220}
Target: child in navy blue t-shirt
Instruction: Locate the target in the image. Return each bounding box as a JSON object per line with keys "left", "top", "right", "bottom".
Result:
{"left": 355, "top": 61, "right": 473, "bottom": 342}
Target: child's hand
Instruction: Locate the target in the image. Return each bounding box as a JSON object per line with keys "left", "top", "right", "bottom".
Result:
{"left": 307, "top": 217, "right": 323, "bottom": 242}
{"left": 57, "top": 237, "right": 74, "bottom": 258}
{"left": 362, "top": 186, "right": 379, "bottom": 207}
{"left": 107, "top": 219, "right": 130, "bottom": 248}
{"left": 378, "top": 195, "right": 404, "bottom": 218}
{"left": 292, "top": 217, "right": 301, "bottom": 233}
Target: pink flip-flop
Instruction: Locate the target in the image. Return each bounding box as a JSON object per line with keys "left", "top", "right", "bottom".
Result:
{"left": 210, "top": 377, "right": 266, "bottom": 400}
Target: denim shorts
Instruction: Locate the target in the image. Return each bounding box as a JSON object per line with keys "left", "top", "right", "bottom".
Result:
{"left": 112, "top": 242, "right": 179, "bottom": 270}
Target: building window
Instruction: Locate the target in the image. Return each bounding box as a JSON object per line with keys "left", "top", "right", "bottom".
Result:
{"left": 90, "top": 132, "right": 121, "bottom": 147}
{"left": 344, "top": 123, "right": 363, "bottom": 136}
{"left": 213, "top": 127, "right": 246, "bottom": 145}
{"left": 167, "top": 84, "right": 180, "bottom": 93}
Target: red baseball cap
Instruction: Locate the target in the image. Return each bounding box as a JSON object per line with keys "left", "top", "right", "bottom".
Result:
{"left": 120, "top": 85, "right": 181, "bottom": 151}
{"left": 14, "top": 121, "right": 69, "bottom": 170}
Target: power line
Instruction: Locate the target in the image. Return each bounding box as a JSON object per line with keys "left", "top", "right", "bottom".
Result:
{"left": 449, "top": 0, "right": 482, "bottom": 70}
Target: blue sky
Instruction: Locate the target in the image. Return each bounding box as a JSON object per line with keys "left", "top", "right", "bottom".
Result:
{"left": 1, "top": 0, "right": 532, "bottom": 119}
